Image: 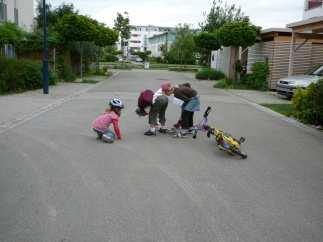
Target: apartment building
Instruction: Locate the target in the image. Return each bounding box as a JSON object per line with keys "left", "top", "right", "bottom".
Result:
{"left": 0, "top": 0, "right": 34, "bottom": 31}
{"left": 147, "top": 32, "right": 176, "bottom": 57}
{"left": 120, "top": 25, "right": 173, "bottom": 56}
{"left": 0, "top": 0, "right": 34, "bottom": 57}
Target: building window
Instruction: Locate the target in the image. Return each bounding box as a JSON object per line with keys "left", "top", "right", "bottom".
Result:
{"left": 307, "top": 0, "right": 323, "bottom": 10}
{"left": 14, "top": 0, "right": 18, "bottom": 24}
{"left": 130, "top": 40, "right": 141, "bottom": 43}
{"left": 0, "top": 0, "right": 7, "bottom": 22}
{"left": 14, "top": 8, "right": 18, "bottom": 24}
{"left": 132, "top": 34, "right": 140, "bottom": 37}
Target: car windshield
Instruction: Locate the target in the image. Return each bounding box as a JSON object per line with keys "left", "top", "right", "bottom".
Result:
{"left": 309, "top": 65, "right": 323, "bottom": 76}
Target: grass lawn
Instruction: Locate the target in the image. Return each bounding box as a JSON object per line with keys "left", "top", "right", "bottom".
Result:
{"left": 261, "top": 104, "right": 295, "bottom": 117}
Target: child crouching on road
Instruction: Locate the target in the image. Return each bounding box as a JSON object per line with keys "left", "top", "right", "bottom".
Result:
{"left": 92, "top": 98, "right": 124, "bottom": 143}
{"left": 144, "top": 81, "right": 172, "bottom": 136}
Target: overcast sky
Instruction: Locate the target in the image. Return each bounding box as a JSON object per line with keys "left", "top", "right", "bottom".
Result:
{"left": 47, "top": 0, "right": 305, "bottom": 29}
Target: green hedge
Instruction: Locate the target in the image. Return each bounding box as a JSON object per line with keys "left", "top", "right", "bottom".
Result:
{"left": 168, "top": 67, "right": 198, "bottom": 72}
{"left": 0, "top": 57, "right": 57, "bottom": 94}
{"left": 196, "top": 68, "right": 225, "bottom": 80}
{"left": 292, "top": 80, "right": 323, "bottom": 125}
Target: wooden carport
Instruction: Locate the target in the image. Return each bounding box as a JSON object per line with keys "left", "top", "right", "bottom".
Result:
{"left": 287, "top": 16, "right": 323, "bottom": 76}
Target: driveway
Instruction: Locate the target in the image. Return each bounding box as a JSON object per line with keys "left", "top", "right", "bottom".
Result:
{"left": 0, "top": 70, "right": 322, "bottom": 242}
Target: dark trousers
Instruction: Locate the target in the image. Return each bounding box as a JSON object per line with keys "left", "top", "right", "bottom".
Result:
{"left": 181, "top": 110, "right": 194, "bottom": 129}
{"left": 149, "top": 96, "right": 168, "bottom": 126}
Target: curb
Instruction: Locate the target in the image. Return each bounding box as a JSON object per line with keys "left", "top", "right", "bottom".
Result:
{"left": 0, "top": 72, "right": 120, "bottom": 135}
{"left": 223, "top": 89, "right": 323, "bottom": 138}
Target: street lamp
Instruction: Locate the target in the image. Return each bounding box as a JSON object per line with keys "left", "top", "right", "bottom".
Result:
{"left": 42, "top": 0, "right": 49, "bottom": 94}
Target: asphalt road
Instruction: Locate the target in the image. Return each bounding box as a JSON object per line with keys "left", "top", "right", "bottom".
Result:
{"left": 1, "top": 70, "right": 323, "bottom": 242}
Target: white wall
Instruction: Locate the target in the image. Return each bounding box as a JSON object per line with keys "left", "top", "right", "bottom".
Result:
{"left": 129, "top": 26, "right": 167, "bottom": 52}
{"left": 17, "top": 0, "right": 34, "bottom": 31}
{"left": 2, "top": 0, "right": 34, "bottom": 31}
{"left": 303, "top": 0, "right": 323, "bottom": 19}
{"left": 303, "top": 6, "right": 323, "bottom": 19}
{"left": 211, "top": 48, "right": 231, "bottom": 77}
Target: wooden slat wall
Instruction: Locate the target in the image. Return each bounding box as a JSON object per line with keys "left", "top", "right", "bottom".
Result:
{"left": 248, "top": 40, "right": 323, "bottom": 90}
{"left": 311, "top": 43, "right": 323, "bottom": 66}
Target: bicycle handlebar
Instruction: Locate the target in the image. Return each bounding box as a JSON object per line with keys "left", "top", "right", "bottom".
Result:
{"left": 203, "top": 106, "right": 212, "bottom": 118}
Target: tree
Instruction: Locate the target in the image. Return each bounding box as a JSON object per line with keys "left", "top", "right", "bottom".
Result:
{"left": 134, "top": 50, "right": 151, "bottom": 62}
{"left": 201, "top": 0, "right": 248, "bottom": 32}
{"left": 194, "top": 32, "right": 221, "bottom": 66}
{"left": 0, "top": 22, "right": 25, "bottom": 46}
{"left": 35, "top": 1, "right": 77, "bottom": 29}
{"left": 166, "top": 24, "right": 196, "bottom": 65}
{"left": 217, "top": 20, "right": 260, "bottom": 80}
{"left": 217, "top": 20, "right": 259, "bottom": 48}
{"left": 56, "top": 14, "right": 116, "bottom": 79}
{"left": 114, "top": 12, "right": 131, "bottom": 58}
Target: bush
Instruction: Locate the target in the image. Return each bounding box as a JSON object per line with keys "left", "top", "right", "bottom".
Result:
{"left": 168, "top": 67, "right": 198, "bottom": 72}
{"left": 241, "top": 62, "right": 269, "bottom": 90}
{"left": 214, "top": 78, "right": 232, "bottom": 88}
{"left": 49, "top": 71, "right": 58, "bottom": 85}
{"left": 103, "top": 54, "right": 118, "bottom": 62}
{"left": 57, "top": 63, "right": 76, "bottom": 82}
{"left": 292, "top": 80, "right": 323, "bottom": 125}
{"left": 209, "top": 69, "right": 226, "bottom": 80}
{"left": 149, "top": 56, "right": 164, "bottom": 63}
{"left": 196, "top": 68, "right": 225, "bottom": 80}
{"left": 195, "top": 68, "right": 209, "bottom": 80}
{"left": 0, "top": 57, "right": 56, "bottom": 94}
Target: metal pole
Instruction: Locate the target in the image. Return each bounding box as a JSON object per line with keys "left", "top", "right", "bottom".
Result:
{"left": 42, "top": 0, "right": 49, "bottom": 94}
{"left": 53, "top": 48, "right": 56, "bottom": 72}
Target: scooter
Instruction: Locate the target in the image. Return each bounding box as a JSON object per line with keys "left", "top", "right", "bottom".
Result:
{"left": 193, "top": 107, "right": 247, "bottom": 159}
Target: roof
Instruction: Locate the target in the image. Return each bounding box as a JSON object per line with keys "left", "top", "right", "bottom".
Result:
{"left": 130, "top": 25, "right": 175, "bottom": 30}
{"left": 148, "top": 31, "right": 176, "bottom": 40}
{"left": 287, "top": 16, "right": 323, "bottom": 28}
{"left": 261, "top": 28, "right": 292, "bottom": 34}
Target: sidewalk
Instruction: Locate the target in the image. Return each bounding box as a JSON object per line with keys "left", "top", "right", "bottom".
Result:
{"left": 0, "top": 76, "right": 106, "bottom": 134}
{"left": 226, "top": 89, "right": 291, "bottom": 104}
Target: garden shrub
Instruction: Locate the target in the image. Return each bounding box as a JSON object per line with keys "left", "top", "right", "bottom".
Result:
{"left": 214, "top": 78, "right": 232, "bottom": 88}
{"left": 0, "top": 57, "right": 56, "bottom": 94}
{"left": 168, "top": 67, "right": 198, "bottom": 72}
{"left": 196, "top": 68, "right": 225, "bottom": 80}
{"left": 241, "top": 62, "right": 269, "bottom": 90}
{"left": 57, "top": 62, "right": 76, "bottom": 82}
{"left": 209, "top": 69, "right": 226, "bottom": 80}
{"left": 292, "top": 80, "right": 323, "bottom": 125}
{"left": 56, "top": 54, "right": 76, "bottom": 82}
{"left": 103, "top": 54, "right": 118, "bottom": 62}
{"left": 195, "top": 68, "right": 209, "bottom": 80}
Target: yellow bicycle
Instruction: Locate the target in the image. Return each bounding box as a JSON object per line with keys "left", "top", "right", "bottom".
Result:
{"left": 193, "top": 107, "right": 247, "bottom": 159}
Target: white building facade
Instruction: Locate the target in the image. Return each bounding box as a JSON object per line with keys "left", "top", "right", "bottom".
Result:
{"left": 0, "top": 0, "right": 34, "bottom": 31}
{"left": 127, "top": 25, "right": 173, "bottom": 54}
{"left": 303, "top": 0, "right": 323, "bottom": 19}
{"left": 0, "top": 0, "right": 34, "bottom": 57}
{"left": 147, "top": 32, "right": 176, "bottom": 57}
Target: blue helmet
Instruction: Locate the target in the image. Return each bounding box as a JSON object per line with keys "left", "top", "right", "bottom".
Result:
{"left": 109, "top": 98, "right": 124, "bottom": 109}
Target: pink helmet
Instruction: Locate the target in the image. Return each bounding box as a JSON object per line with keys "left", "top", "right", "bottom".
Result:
{"left": 161, "top": 81, "right": 171, "bottom": 92}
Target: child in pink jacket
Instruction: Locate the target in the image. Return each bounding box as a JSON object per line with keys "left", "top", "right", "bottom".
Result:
{"left": 92, "top": 98, "right": 124, "bottom": 143}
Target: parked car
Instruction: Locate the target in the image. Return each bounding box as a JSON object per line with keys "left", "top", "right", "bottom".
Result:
{"left": 135, "top": 57, "right": 143, "bottom": 62}
{"left": 276, "top": 65, "right": 323, "bottom": 98}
